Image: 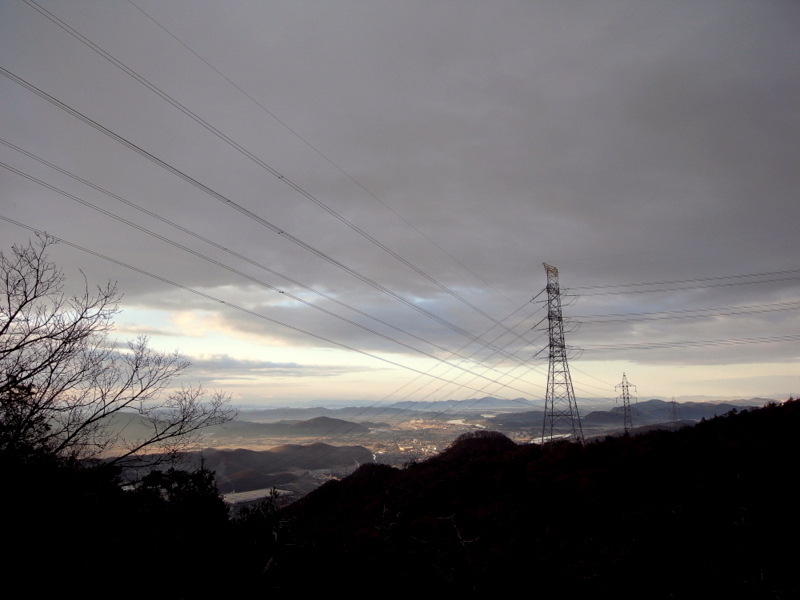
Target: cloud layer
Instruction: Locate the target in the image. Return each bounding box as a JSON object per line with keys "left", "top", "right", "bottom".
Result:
{"left": 1, "top": 0, "right": 798, "bottom": 401}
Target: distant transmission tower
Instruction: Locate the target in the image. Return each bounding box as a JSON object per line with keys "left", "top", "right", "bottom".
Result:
{"left": 615, "top": 373, "right": 637, "bottom": 434}
{"left": 541, "top": 263, "right": 584, "bottom": 444}
{"left": 671, "top": 397, "right": 679, "bottom": 428}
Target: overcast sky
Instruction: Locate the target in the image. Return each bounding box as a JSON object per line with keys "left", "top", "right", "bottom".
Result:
{"left": 1, "top": 0, "right": 798, "bottom": 406}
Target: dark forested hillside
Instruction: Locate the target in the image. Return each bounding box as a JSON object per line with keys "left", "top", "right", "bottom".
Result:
{"left": 4, "top": 400, "right": 798, "bottom": 597}
{"left": 255, "top": 399, "right": 800, "bottom": 597}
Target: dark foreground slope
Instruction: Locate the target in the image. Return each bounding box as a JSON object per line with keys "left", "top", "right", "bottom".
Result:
{"left": 4, "top": 400, "right": 797, "bottom": 598}
{"left": 256, "top": 400, "right": 800, "bottom": 597}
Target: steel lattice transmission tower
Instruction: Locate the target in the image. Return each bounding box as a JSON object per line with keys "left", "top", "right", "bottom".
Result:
{"left": 616, "top": 373, "right": 637, "bottom": 434}
{"left": 541, "top": 263, "right": 584, "bottom": 444}
{"left": 670, "top": 397, "right": 680, "bottom": 428}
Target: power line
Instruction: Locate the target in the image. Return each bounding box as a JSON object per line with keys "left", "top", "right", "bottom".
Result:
{"left": 202, "top": 308, "right": 546, "bottom": 457}
{"left": 571, "top": 269, "right": 800, "bottom": 291}
{"left": 569, "top": 365, "right": 617, "bottom": 389}
{"left": 244, "top": 284, "right": 552, "bottom": 451}
{"left": 387, "top": 310, "right": 550, "bottom": 410}
{"left": 0, "top": 221, "right": 540, "bottom": 470}
{"left": 334, "top": 302, "right": 550, "bottom": 431}
{"left": 580, "top": 334, "right": 800, "bottom": 352}
{"left": 0, "top": 66, "right": 528, "bottom": 360}
{"left": 123, "top": 0, "right": 515, "bottom": 307}
{"left": 0, "top": 214, "right": 547, "bottom": 403}
{"left": 0, "top": 138, "right": 542, "bottom": 374}
{"left": 573, "top": 301, "right": 800, "bottom": 323}
{"left": 0, "top": 61, "right": 552, "bottom": 452}
{"left": 0, "top": 164, "right": 544, "bottom": 398}
{"left": 572, "top": 275, "right": 800, "bottom": 296}
{"left": 254, "top": 281, "right": 553, "bottom": 453}
{"left": 21, "top": 0, "right": 521, "bottom": 337}
{"left": 286, "top": 303, "right": 549, "bottom": 445}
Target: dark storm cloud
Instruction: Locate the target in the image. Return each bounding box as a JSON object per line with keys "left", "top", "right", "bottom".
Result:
{"left": 1, "top": 0, "right": 798, "bottom": 373}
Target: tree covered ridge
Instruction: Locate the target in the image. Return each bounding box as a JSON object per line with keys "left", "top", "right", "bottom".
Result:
{"left": 3, "top": 389, "right": 797, "bottom": 596}
{"left": 261, "top": 400, "right": 800, "bottom": 596}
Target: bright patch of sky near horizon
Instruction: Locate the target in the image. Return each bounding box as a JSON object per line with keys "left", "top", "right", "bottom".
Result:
{"left": 1, "top": 0, "right": 798, "bottom": 407}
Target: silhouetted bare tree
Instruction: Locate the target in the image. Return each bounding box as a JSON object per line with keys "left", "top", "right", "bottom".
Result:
{"left": 0, "top": 235, "right": 233, "bottom": 463}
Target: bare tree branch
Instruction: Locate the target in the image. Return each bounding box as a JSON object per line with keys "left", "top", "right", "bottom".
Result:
{"left": 0, "top": 236, "right": 234, "bottom": 461}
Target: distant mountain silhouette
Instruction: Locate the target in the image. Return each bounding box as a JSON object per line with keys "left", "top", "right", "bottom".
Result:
{"left": 487, "top": 398, "right": 763, "bottom": 433}
{"left": 199, "top": 415, "right": 373, "bottom": 441}
{"left": 193, "top": 442, "right": 372, "bottom": 493}
{"left": 236, "top": 406, "right": 420, "bottom": 422}
{"left": 284, "top": 416, "right": 370, "bottom": 434}
{"left": 235, "top": 398, "right": 538, "bottom": 423}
